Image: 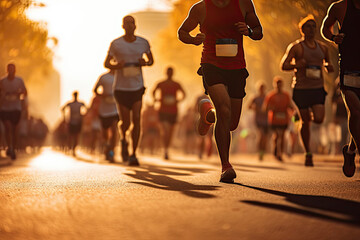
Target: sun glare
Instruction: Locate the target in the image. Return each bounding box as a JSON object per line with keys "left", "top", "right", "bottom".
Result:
{"left": 30, "top": 148, "right": 80, "bottom": 170}
{"left": 26, "top": 0, "right": 171, "bottom": 109}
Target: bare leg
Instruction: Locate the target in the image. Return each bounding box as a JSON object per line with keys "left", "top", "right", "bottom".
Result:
{"left": 131, "top": 100, "right": 142, "bottom": 156}
{"left": 207, "top": 84, "right": 243, "bottom": 171}
{"left": 343, "top": 90, "right": 360, "bottom": 151}
{"left": 117, "top": 105, "right": 131, "bottom": 141}
{"left": 299, "top": 109, "right": 311, "bottom": 153}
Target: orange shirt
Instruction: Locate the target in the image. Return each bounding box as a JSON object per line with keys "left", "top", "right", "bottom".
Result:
{"left": 264, "top": 91, "right": 291, "bottom": 126}
{"left": 156, "top": 80, "right": 182, "bottom": 114}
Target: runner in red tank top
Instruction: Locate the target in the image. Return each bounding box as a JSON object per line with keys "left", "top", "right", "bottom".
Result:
{"left": 153, "top": 67, "right": 186, "bottom": 160}
{"left": 178, "top": 0, "right": 263, "bottom": 183}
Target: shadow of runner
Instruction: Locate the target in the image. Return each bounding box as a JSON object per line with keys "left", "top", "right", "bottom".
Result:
{"left": 237, "top": 183, "right": 360, "bottom": 226}
{"left": 125, "top": 165, "right": 220, "bottom": 199}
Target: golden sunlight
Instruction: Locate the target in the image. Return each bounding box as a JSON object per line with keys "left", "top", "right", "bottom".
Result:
{"left": 26, "top": 0, "right": 171, "bottom": 109}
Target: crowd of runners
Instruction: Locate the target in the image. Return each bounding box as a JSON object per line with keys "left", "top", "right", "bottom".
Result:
{"left": 1, "top": 0, "right": 359, "bottom": 183}
{"left": 0, "top": 63, "right": 49, "bottom": 160}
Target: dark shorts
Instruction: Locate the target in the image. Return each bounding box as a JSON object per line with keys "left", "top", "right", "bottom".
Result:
{"left": 100, "top": 114, "right": 119, "bottom": 129}
{"left": 69, "top": 122, "right": 82, "bottom": 134}
{"left": 292, "top": 88, "right": 327, "bottom": 109}
{"left": 198, "top": 63, "right": 248, "bottom": 99}
{"left": 271, "top": 124, "right": 288, "bottom": 130}
{"left": 0, "top": 110, "right": 21, "bottom": 125}
{"left": 340, "top": 71, "right": 360, "bottom": 100}
{"left": 256, "top": 122, "right": 269, "bottom": 133}
{"left": 114, "top": 87, "right": 145, "bottom": 110}
{"left": 159, "top": 112, "right": 177, "bottom": 125}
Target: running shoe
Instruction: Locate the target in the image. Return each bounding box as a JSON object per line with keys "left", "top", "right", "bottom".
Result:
{"left": 121, "top": 140, "right": 129, "bottom": 162}
{"left": 220, "top": 168, "right": 237, "bottom": 183}
{"left": 342, "top": 144, "right": 356, "bottom": 178}
{"left": 128, "top": 155, "right": 139, "bottom": 166}
{"left": 197, "top": 99, "right": 215, "bottom": 136}
{"left": 305, "top": 153, "right": 313, "bottom": 167}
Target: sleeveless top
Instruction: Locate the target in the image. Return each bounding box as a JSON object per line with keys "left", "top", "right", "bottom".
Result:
{"left": 157, "top": 80, "right": 182, "bottom": 114}
{"left": 293, "top": 41, "right": 325, "bottom": 89}
{"left": 200, "top": 0, "right": 246, "bottom": 69}
{"left": 339, "top": 0, "right": 360, "bottom": 72}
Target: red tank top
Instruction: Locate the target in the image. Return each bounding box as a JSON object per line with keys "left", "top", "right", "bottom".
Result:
{"left": 157, "top": 80, "right": 181, "bottom": 114}
{"left": 200, "top": 0, "right": 246, "bottom": 69}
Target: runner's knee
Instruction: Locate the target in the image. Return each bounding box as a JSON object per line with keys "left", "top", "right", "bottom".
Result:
{"left": 120, "top": 120, "right": 130, "bottom": 130}
{"left": 216, "top": 104, "right": 231, "bottom": 122}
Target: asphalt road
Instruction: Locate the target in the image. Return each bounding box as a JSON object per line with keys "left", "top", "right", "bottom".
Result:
{"left": 1, "top": 148, "right": 359, "bottom": 240}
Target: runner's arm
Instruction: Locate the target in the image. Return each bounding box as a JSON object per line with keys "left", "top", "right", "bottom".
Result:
{"left": 321, "top": 3, "right": 345, "bottom": 44}
{"left": 104, "top": 53, "right": 124, "bottom": 70}
{"left": 244, "top": 0, "right": 263, "bottom": 40}
{"left": 93, "top": 79, "right": 101, "bottom": 95}
{"left": 281, "top": 44, "right": 297, "bottom": 71}
{"left": 141, "top": 51, "right": 154, "bottom": 66}
{"left": 152, "top": 84, "right": 160, "bottom": 102}
{"left": 322, "top": 44, "right": 334, "bottom": 73}
{"left": 178, "top": 3, "right": 205, "bottom": 45}
{"left": 178, "top": 85, "right": 186, "bottom": 102}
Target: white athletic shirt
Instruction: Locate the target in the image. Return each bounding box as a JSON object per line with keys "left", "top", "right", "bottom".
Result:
{"left": 64, "top": 101, "right": 86, "bottom": 124}
{"left": 108, "top": 36, "right": 151, "bottom": 91}
{"left": 94, "top": 72, "right": 118, "bottom": 117}
{"left": 0, "top": 76, "right": 26, "bottom": 111}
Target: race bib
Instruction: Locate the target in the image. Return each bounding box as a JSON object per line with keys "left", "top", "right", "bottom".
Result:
{"left": 123, "top": 65, "right": 141, "bottom": 77}
{"left": 215, "top": 39, "right": 238, "bottom": 57}
{"left": 306, "top": 65, "right": 321, "bottom": 79}
{"left": 163, "top": 95, "right": 176, "bottom": 105}
{"left": 344, "top": 71, "right": 360, "bottom": 88}
{"left": 275, "top": 112, "right": 286, "bottom": 120}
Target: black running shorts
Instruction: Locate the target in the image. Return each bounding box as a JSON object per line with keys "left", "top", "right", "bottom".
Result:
{"left": 198, "top": 63, "right": 248, "bottom": 99}
{"left": 99, "top": 114, "right": 119, "bottom": 129}
{"left": 114, "top": 87, "right": 145, "bottom": 110}
{"left": 340, "top": 71, "right": 360, "bottom": 100}
{"left": 69, "top": 122, "right": 82, "bottom": 134}
{"left": 0, "top": 110, "right": 21, "bottom": 125}
{"left": 292, "top": 87, "right": 327, "bottom": 109}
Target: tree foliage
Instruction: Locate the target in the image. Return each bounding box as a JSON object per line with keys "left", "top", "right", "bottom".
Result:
{"left": 158, "top": 0, "right": 338, "bottom": 93}
{"left": 0, "top": 0, "right": 60, "bottom": 125}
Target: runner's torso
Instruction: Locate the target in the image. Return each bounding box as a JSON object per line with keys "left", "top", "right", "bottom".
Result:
{"left": 293, "top": 41, "right": 325, "bottom": 89}
{"left": 200, "top": 0, "right": 246, "bottom": 69}
{"left": 266, "top": 91, "right": 291, "bottom": 125}
{"left": 97, "top": 73, "right": 118, "bottom": 117}
{"left": 158, "top": 80, "right": 181, "bottom": 114}
{"left": 253, "top": 95, "right": 267, "bottom": 126}
{"left": 109, "top": 36, "right": 150, "bottom": 91}
{"left": 0, "top": 76, "right": 26, "bottom": 111}
{"left": 339, "top": 0, "right": 360, "bottom": 72}
{"left": 67, "top": 101, "right": 85, "bottom": 124}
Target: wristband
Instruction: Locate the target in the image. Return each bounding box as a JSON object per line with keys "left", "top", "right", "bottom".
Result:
{"left": 247, "top": 25, "right": 253, "bottom": 37}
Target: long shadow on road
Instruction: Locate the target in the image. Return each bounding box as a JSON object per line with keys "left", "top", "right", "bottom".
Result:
{"left": 237, "top": 183, "right": 360, "bottom": 226}
{"left": 124, "top": 165, "right": 220, "bottom": 199}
